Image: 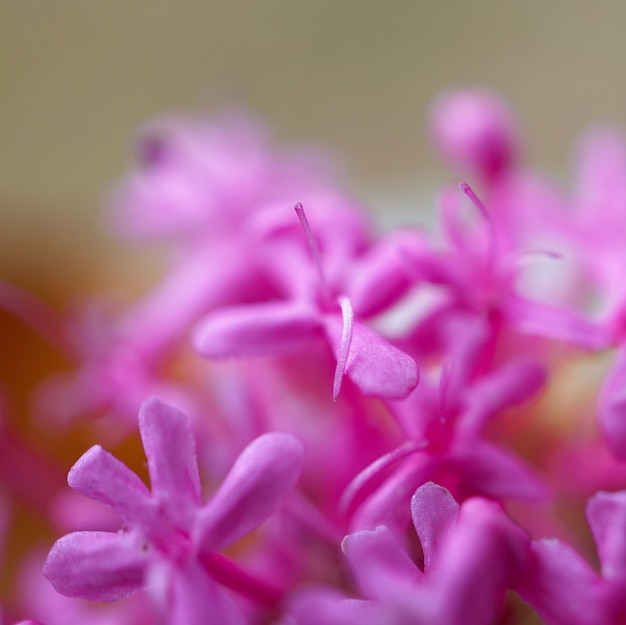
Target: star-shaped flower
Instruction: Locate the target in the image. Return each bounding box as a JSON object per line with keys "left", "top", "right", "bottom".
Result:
{"left": 44, "top": 397, "right": 304, "bottom": 624}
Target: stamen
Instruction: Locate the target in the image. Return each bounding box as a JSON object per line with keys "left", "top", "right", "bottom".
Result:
{"left": 333, "top": 296, "right": 354, "bottom": 401}
{"left": 458, "top": 181, "right": 496, "bottom": 272}
{"left": 294, "top": 202, "right": 326, "bottom": 286}
{"left": 458, "top": 181, "right": 491, "bottom": 223}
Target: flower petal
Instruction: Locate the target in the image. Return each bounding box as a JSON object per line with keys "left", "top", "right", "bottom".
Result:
{"left": 43, "top": 530, "right": 146, "bottom": 601}
{"left": 453, "top": 439, "right": 550, "bottom": 501}
{"left": 586, "top": 490, "right": 626, "bottom": 583}
{"left": 599, "top": 349, "right": 626, "bottom": 461}
{"left": 195, "top": 432, "right": 304, "bottom": 552}
{"left": 518, "top": 539, "right": 605, "bottom": 625}
{"left": 147, "top": 559, "right": 245, "bottom": 625}
{"left": 68, "top": 445, "right": 152, "bottom": 527}
{"left": 139, "top": 398, "right": 202, "bottom": 526}
{"left": 342, "top": 526, "right": 423, "bottom": 601}
{"left": 410, "top": 482, "right": 459, "bottom": 573}
{"left": 325, "top": 317, "right": 419, "bottom": 400}
{"left": 193, "top": 301, "right": 323, "bottom": 358}
{"left": 431, "top": 498, "right": 529, "bottom": 625}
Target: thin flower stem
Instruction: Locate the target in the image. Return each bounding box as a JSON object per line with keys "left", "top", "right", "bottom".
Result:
{"left": 198, "top": 551, "right": 284, "bottom": 607}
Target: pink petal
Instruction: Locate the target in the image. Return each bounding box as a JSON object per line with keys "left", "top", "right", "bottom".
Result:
{"left": 507, "top": 297, "right": 612, "bottom": 350}
{"left": 288, "top": 588, "right": 381, "bottom": 625}
{"left": 432, "top": 498, "right": 529, "bottom": 625}
{"left": 43, "top": 530, "right": 146, "bottom": 601}
{"left": 68, "top": 446, "right": 152, "bottom": 527}
{"left": 348, "top": 230, "right": 420, "bottom": 318}
{"left": 587, "top": 490, "right": 626, "bottom": 582}
{"left": 193, "top": 301, "right": 323, "bottom": 358}
{"left": 460, "top": 358, "right": 546, "bottom": 433}
{"left": 325, "top": 317, "right": 419, "bottom": 400}
{"left": 410, "top": 482, "right": 459, "bottom": 573}
{"left": 139, "top": 398, "right": 202, "bottom": 527}
{"left": 195, "top": 432, "right": 304, "bottom": 552}
{"left": 453, "top": 439, "right": 550, "bottom": 501}
{"left": 342, "top": 526, "right": 423, "bottom": 601}
{"left": 518, "top": 539, "right": 605, "bottom": 625}
{"left": 599, "top": 350, "right": 626, "bottom": 460}
{"left": 350, "top": 454, "right": 436, "bottom": 533}
{"left": 147, "top": 559, "right": 245, "bottom": 625}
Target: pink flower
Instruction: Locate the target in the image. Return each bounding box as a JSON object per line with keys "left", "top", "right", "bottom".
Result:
{"left": 289, "top": 483, "right": 529, "bottom": 625}
{"left": 342, "top": 318, "right": 548, "bottom": 533}
{"left": 519, "top": 489, "right": 626, "bottom": 625}
{"left": 44, "top": 397, "right": 304, "bottom": 623}
{"left": 193, "top": 204, "right": 419, "bottom": 401}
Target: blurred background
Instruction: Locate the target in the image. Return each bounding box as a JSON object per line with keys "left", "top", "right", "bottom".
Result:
{"left": 4, "top": 1, "right": 626, "bottom": 295}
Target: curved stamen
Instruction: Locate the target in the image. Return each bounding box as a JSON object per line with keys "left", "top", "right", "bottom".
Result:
{"left": 333, "top": 296, "right": 354, "bottom": 401}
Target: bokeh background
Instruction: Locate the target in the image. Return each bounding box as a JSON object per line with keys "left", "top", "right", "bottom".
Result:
{"left": 4, "top": 1, "right": 626, "bottom": 296}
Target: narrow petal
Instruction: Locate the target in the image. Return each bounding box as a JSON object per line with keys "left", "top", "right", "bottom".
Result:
{"left": 518, "top": 539, "right": 605, "bottom": 625}
{"left": 195, "top": 432, "right": 304, "bottom": 552}
{"left": 139, "top": 398, "right": 202, "bottom": 526}
{"left": 350, "top": 455, "right": 436, "bottom": 534}
{"left": 453, "top": 439, "right": 550, "bottom": 501}
{"left": 348, "top": 229, "right": 420, "bottom": 318}
{"left": 460, "top": 358, "right": 546, "bottom": 433}
{"left": 410, "top": 482, "right": 459, "bottom": 573}
{"left": 288, "top": 587, "right": 382, "bottom": 625}
{"left": 68, "top": 445, "right": 152, "bottom": 527}
{"left": 332, "top": 296, "right": 354, "bottom": 401}
{"left": 432, "top": 498, "right": 529, "bottom": 625}
{"left": 507, "top": 297, "right": 612, "bottom": 350}
{"left": 599, "top": 349, "right": 626, "bottom": 460}
{"left": 325, "top": 316, "right": 419, "bottom": 400}
{"left": 342, "top": 526, "right": 423, "bottom": 601}
{"left": 43, "top": 530, "right": 146, "bottom": 601}
{"left": 586, "top": 490, "right": 626, "bottom": 582}
{"left": 147, "top": 559, "right": 245, "bottom": 625}
{"left": 193, "top": 301, "right": 323, "bottom": 358}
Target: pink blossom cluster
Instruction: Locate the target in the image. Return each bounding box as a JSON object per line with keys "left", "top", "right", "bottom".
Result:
{"left": 3, "top": 90, "right": 626, "bottom": 624}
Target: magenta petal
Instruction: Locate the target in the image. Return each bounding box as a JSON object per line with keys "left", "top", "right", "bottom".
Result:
{"left": 508, "top": 297, "right": 611, "bottom": 349}
{"left": 461, "top": 358, "right": 546, "bottom": 433}
{"left": 454, "top": 439, "right": 550, "bottom": 501}
{"left": 193, "top": 301, "right": 323, "bottom": 358}
{"left": 348, "top": 230, "right": 419, "bottom": 318}
{"left": 147, "top": 559, "right": 245, "bottom": 625}
{"left": 325, "top": 317, "right": 419, "bottom": 399}
{"left": 410, "top": 482, "right": 459, "bottom": 573}
{"left": 43, "top": 530, "right": 146, "bottom": 601}
{"left": 342, "top": 526, "right": 423, "bottom": 601}
{"left": 139, "top": 398, "right": 201, "bottom": 525}
{"left": 195, "top": 432, "right": 304, "bottom": 552}
{"left": 68, "top": 446, "right": 152, "bottom": 527}
{"left": 288, "top": 588, "right": 381, "bottom": 625}
{"left": 518, "top": 539, "right": 605, "bottom": 625}
{"left": 599, "top": 350, "right": 626, "bottom": 460}
{"left": 351, "top": 455, "right": 435, "bottom": 533}
{"left": 587, "top": 490, "right": 626, "bottom": 582}
{"left": 433, "top": 498, "right": 529, "bottom": 625}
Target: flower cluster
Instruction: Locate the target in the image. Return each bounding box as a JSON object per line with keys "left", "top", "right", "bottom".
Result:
{"left": 3, "top": 90, "right": 626, "bottom": 624}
